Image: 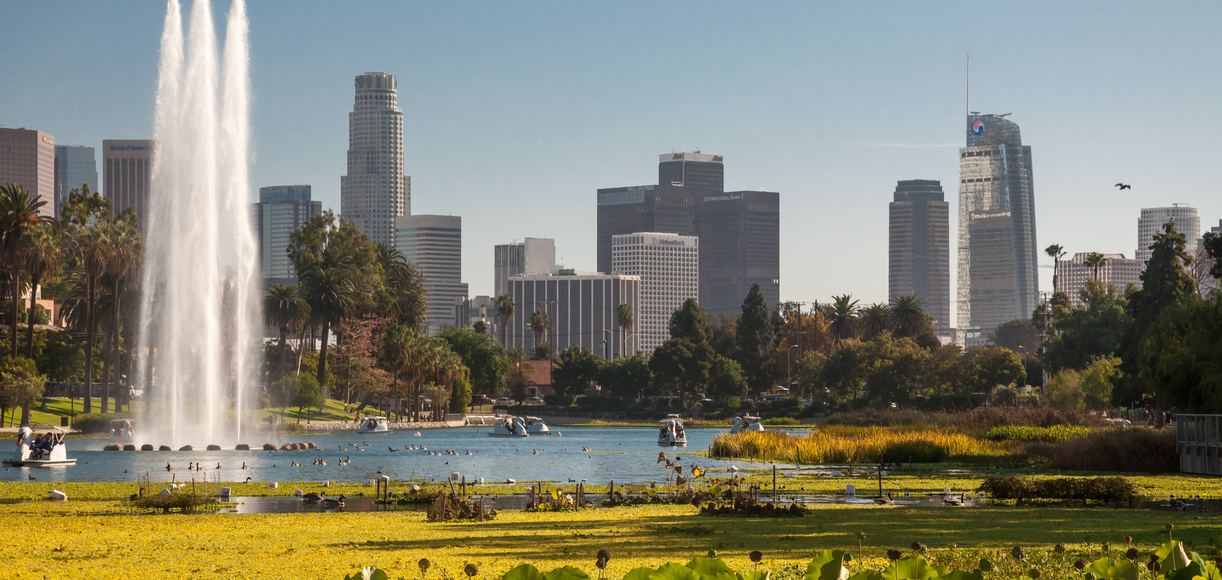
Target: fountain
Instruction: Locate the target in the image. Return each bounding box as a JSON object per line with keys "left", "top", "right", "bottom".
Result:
{"left": 137, "top": 0, "right": 262, "bottom": 448}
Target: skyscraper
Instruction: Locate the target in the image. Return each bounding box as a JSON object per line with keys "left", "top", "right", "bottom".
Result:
{"left": 396, "top": 214, "right": 467, "bottom": 334}
{"left": 697, "top": 190, "right": 780, "bottom": 317}
{"left": 342, "top": 72, "right": 407, "bottom": 247}
{"left": 493, "top": 237, "right": 556, "bottom": 296}
{"left": 889, "top": 179, "right": 950, "bottom": 332}
{"left": 612, "top": 232, "right": 699, "bottom": 353}
{"left": 1055, "top": 253, "right": 1143, "bottom": 308}
{"left": 0, "top": 127, "right": 56, "bottom": 215}
{"left": 102, "top": 139, "right": 153, "bottom": 227}
{"left": 255, "top": 185, "right": 321, "bottom": 285}
{"left": 958, "top": 113, "right": 1039, "bottom": 334}
{"left": 54, "top": 145, "right": 97, "bottom": 217}
{"left": 506, "top": 273, "right": 640, "bottom": 358}
{"left": 1136, "top": 206, "right": 1200, "bottom": 264}
{"left": 658, "top": 151, "right": 724, "bottom": 197}
{"left": 596, "top": 184, "right": 697, "bottom": 274}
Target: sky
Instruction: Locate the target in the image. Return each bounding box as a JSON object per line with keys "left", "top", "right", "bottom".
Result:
{"left": 3, "top": 0, "right": 1221, "bottom": 319}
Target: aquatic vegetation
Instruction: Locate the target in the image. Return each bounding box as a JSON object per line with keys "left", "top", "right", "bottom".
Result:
{"left": 984, "top": 424, "right": 1092, "bottom": 442}
{"left": 709, "top": 429, "right": 1000, "bottom": 464}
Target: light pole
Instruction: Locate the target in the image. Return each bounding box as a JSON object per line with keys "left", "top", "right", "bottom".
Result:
{"left": 786, "top": 344, "right": 799, "bottom": 390}
{"left": 602, "top": 329, "right": 613, "bottom": 361}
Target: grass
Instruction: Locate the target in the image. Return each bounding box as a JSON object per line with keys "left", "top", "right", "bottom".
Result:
{"left": 984, "top": 424, "right": 1094, "bottom": 442}
{"left": 710, "top": 428, "right": 1002, "bottom": 464}
{"left": 2, "top": 499, "right": 1220, "bottom": 578}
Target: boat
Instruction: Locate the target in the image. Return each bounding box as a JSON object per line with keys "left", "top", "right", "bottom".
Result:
{"left": 729, "top": 415, "right": 765, "bottom": 434}
{"left": 110, "top": 419, "right": 136, "bottom": 442}
{"left": 489, "top": 416, "right": 528, "bottom": 437}
{"left": 524, "top": 416, "right": 549, "bottom": 434}
{"left": 357, "top": 416, "right": 391, "bottom": 434}
{"left": 3, "top": 426, "right": 77, "bottom": 467}
{"left": 657, "top": 414, "right": 688, "bottom": 447}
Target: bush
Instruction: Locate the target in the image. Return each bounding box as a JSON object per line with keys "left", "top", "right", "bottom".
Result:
{"left": 72, "top": 413, "right": 121, "bottom": 434}
{"left": 132, "top": 493, "right": 219, "bottom": 513}
{"left": 1025, "top": 427, "right": 1177, "bottom": 472}
{"left": 761, "top": 417, "right": 801, "bottom": 426}
{"left": 979, "top": 476, "right": 1136, "bottom": 503}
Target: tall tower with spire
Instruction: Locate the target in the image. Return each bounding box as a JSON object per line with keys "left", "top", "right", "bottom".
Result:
{"left": 341, "top": 72, "right": 408, "bottom": 246}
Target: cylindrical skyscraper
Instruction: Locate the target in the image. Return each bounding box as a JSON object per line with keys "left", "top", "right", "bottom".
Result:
{"left": 341, "top": 72, "right": 407, "bottom": 246}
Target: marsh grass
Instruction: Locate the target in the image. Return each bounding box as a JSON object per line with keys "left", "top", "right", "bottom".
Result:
{"left": 709, "top": 428, "right": 1001, "bottom": 464}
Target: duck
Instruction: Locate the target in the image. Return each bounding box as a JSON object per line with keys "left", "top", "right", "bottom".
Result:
{"left": 322, "top": 495, "right": 346, "bottom": 508}
{"left": 388, "top": 447, "right": 399, "bottom": 452}
{"left": 943, "top": 494, "right": 964, "bottom": 506}
{"left": 874, "top": 492, "right": 895, "bottom": 506}
{"left": 301, "top": 492, "right": 324, "bottom": 502}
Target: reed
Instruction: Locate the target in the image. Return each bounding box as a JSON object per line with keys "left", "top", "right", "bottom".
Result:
{"left": 709, "top": 428, "right": 999, "bottom": 464}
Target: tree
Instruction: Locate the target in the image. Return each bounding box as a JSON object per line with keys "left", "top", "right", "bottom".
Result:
{"left": 495, "top": 293, "right": 514, "bottom": 347}
{"left": 1121, "top": 222, "right": 1197, "bottom": 404}
{"left": 1046, "top": 244, "right": 1067, "bottom": 294}
{"left": 707, "top": 355, "right": 747, "bottom": 400}
{"left": 859, "top": 303, "right": 890, "bottom": 340}
{"left": 529, "top": 309, "right": 549, "bottom": 351}
{"left": 0, "top": 355, "right": 45, "bottom": 427}
{"left": 0, "top": 184, "right": 51, "bottom": 357}
{"left": 100, "top": 212, "right": 140, "bottom": 413}
{"left": 60, "top": 187, "right": 113, "bottom": 413}
{"left": 1044, "top": 368, "right": 1085, "bottom": 411}
{"left": 1080, "top": 356, "right": 1121, "bottom": 410}
{"left": 439, "top": 326, "right": 508, "bottom": 396}
{"left": 614, "top": 302, "right": 634, "bottom": 358}
{"left": 289, "top": 213, "right": 380, "bottom": 390}
{"left": 264, "top": 284, "right": 311, "bottom": 378}
{"left": 1203, "top": 231, "right": 1222, "bottom": 281}
{"left": 991, "top": 319, "right": 1042, "bottom": 354}
{"left": 598, "top": 354, "right": 652, "bottom": 401}
{"left": 668, "top": 298, "right": 711, "bottom": 344}
{"left": 1141, "top": 292, "right": 1222, "bottom": 411}
{"left": 960, "top": 346, "right": 1026, "bottom": 392}
{"left": 829, "top": 294, "right": 859, "bottom": 341}
{"left": 1084, "top": 252, "right": 1107, "bottom": 282}
{"left": 734, "top": 284, "right": 775, "bottom": 396}
{"left": 889, "top": 295, "right": 933, "bottom": 340}
{"left": 650, "top": 338, "right": 712, "bottom": 407}
{"left": 290, "top": 373, "right": 324, "bottom": 424}
{"left": 375, "top": 243, "right": 426, "bottom": 328}
{"left": 22, "top": 221, "right": 59, "bottom": 358}
{"left": 1041, "top": 280, "right": 1131, "bottom": 372}
{"left": 551, "top": 344, "right": 601, "bottom": 399}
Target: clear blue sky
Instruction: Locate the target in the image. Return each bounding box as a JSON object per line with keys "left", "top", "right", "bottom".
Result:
{"left": 3, "top": 1, "right": 1220, "bottom": 313}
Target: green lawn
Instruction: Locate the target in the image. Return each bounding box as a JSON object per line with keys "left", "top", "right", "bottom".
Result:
{"left": 3, "top": 397, "right": 388, "bottom": 430}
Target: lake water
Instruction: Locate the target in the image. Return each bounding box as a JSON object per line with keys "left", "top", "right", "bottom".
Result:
{"left": 1, "top": 426, "right": 755, "bottom": 485}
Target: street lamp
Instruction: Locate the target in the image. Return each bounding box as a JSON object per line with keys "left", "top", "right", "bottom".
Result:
{"left": 602, "top": 329, "right": 614, "bottom": 360}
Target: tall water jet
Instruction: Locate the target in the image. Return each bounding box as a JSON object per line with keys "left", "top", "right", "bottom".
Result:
{"left": 138, "top": 0, "right": 261, "bottom": 447}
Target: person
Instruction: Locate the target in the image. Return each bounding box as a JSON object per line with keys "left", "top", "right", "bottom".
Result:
{"left": 28, "top": 435, "right": 44, "bottom": 459}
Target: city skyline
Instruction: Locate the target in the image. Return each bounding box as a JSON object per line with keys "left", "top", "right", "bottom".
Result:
{"left": 3, "top": 1, "right": 1221, "bottom": 311}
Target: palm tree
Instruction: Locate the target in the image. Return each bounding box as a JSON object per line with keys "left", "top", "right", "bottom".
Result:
{"left": 1045, "top": 244, "right": 1066, "bottom": 294}
{"left": 265, "top": 284, "right": 310, "bottom": 378}
{"left": 375, "top": 243, "right": 425, "bottom": 327}
{"left": 1084, "top": 252, "right": 1107, "bottom": 282}
{"left": 99, "top": 215, "right": 140, "bottom": 413}
{"left": 61, "top": 190, "right": 113, "bottom": 414}
{"left": 298, "top": 257, "right": 359, "bottom": 389}
{"left": 529, "top": 309, "right": 549, "bottom": 351}
{"left": 614, "top": 302, "right": 633, "bottom": 358}
{"left": 829, "top": 294, "right": 859, "bottom": 342}
{"left": 495, "top": 293, "right": 514, "bottom": 347}
{"left": 859, "top": 303, "right": 889, "bottom": 340}
{"left": 0, "top": 184, "right": 51, "bottom": 358}
{"left": 889, "top": 295, "right": 931, "bottom": 338}
{"left": 22, "top": 221, "right": 59, "bottom": 358}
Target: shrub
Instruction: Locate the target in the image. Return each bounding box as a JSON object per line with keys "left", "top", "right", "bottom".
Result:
{"left": 72, "top": 413, "right": 121, "bottom": 434}
{"left": 979, "top": 476, "right": 1136, "bottom": 503}
{"left": 1025, "top": 427, "right": 1177, "bottom": 472}
{"left": 760, "top": 417, "right": 800, "bottom": 426}
{"left": 132, "top": 493, "right": 219, "bottom": 513}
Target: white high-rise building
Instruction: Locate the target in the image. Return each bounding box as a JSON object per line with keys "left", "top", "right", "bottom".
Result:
{"left": 1054, "top": 252, "right": 1143, "bottom": 308}
{"left": 493, "top": 237, "right": 556, "bottom": 296}
{"left": 342, "top": 72, "right": 407, "bottom": 247}
{"left": 1137, "top": 206, "right": 1199, "bottom": 264}
{"left": 612, "top": 232, "right": 699, "bottom": 354}
{"left": 396, "top": 214, "right": 467, "bottom": 334}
